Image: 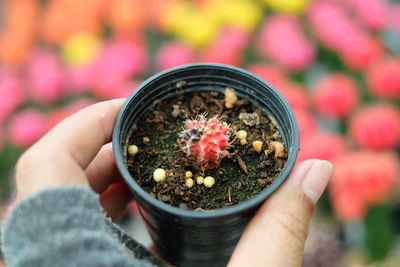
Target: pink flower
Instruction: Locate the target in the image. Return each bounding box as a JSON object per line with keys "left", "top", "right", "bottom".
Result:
{"left": 349, "top": 104, "right": 400, "bottom": 149}
{"left": 366, "top": 57, "right": 400, "bottom": 99}
{"left": 91, "top": 39, "right": 147, "bottom": 99}
{"left": 293, "top": 109, "right": 316, "bottom": 139}
{"left": 200, "top": 27, "right": 250, "bottom": 66}
{"left": 66, "top": 98, "right": 95, "bottom": 115}
{"left": 26, "top": 49, "right": 65, "bottom": 104}
{"left": 0, "top": 70, "right": 25, "bottom": 122}
{"left": 330, "top": 151, "right": 399, "bottom": 220}
{"left": 47, "top": 98, "right": 95, "bottom": 130}
{"left": 340, "top": 35, "right": 383, "bottom": 71}
{"left": 312, "top": 74, "right": 359, "bottom": 119}
{"left": 247, "top": 63, "right": 287, "bottom": 88}
{"left": 344, "top": 0, "right": 388, "bottom": 30}
{"left": 155, "top": 41, "right": 195, "bottom": 71}
{"left": 7, "top": 109, "right": 48, "bottom": 147}
{"left": 386, "top": 4, "right": 400, "bottom": 32}
{"left": 64, "top": 64, "right": 94, "bottom": 94}
{"left": 297, "top": 131, "right": 346, "bottom": 162}
{"left": 258, "top": 15, "right": 315, "bottom": 70}
{"left": 308, "top": 1, "right": 362, "bottom": 52}
{"left": 92, "top": 80, "right": 140, "bottom": 100}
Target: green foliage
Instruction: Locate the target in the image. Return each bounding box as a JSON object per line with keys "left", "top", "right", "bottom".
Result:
{"left": 365, "top": 205, "right": 394, "bottom": 261}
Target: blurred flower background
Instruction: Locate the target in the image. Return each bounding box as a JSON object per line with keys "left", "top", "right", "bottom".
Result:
{"left": 0, "top": 0, "right": 400, "bottom": 266}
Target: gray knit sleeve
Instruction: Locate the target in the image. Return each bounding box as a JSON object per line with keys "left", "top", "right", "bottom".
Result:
{"left": 1, "top": 186, "right": 160, "bottom": 267}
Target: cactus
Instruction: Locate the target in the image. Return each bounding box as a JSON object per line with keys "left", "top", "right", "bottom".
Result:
{"left": 180, "top": 115, "right": 230, "bottom": 168}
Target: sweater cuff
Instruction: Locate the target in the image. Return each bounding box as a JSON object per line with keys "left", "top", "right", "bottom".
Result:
{"left": 1, "top": 187, "right": 115, "bottom": 264}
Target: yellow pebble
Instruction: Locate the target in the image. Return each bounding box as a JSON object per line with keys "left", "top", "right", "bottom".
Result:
{"left": 240, "top": 138, "right": 248, "bottom": 145}
{"left": 185, "top": 171, "right": 193, "bottom": 179}
{"left": 143, "top": 137, "right": 150, "bottom": 144}
{"left": 204, "top": 176, "right": 215, "bottom": 188}
{"left": 252, "top": 140, "right": 263, "bottom": 153}
{"left": 128, "top": 145, "right": 138, "bottom": 155}
{"left": 153, "top": 168, "right": 166, "bottom": 182}
{"left": 185, "top": 178, "right": 194, "bottom": 188}
{"left": 236, "top": 130, "right": 247, "bottom": 140}
{"left": 269, "top": 141, "right": 285, "bottom": 158}
{"left": 196, "top": 176, "right": 204, "bottom": 185}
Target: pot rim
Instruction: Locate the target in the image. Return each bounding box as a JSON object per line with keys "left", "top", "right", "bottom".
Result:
{"left": 113, "top": 63, "right": 299, "bottom": 219}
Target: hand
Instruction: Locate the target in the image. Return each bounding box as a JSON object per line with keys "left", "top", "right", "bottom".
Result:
{"left": 14, "top": 99, "right": 333, "bottom": 266}
{"left": 229, "top": 159, "right": 333, "bottom": 267}
{"left": 14, "top": 99, "right": 130, "bottom": 221}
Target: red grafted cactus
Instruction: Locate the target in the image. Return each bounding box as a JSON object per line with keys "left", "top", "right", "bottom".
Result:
{"left": 180, "top": 115, "right": 230, "bottom": 166}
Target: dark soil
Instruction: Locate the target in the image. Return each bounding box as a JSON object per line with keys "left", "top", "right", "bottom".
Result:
{"left": 126, "top": 90, "right": 287, "bottom": 210}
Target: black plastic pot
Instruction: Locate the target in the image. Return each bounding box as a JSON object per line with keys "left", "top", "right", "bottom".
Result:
{"left": 113, "top": 63, "right": 299, "bottom": 267}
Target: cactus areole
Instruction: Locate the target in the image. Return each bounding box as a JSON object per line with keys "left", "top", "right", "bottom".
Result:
{"left": 180, "top": 115, "right": 230, "bottom": 169}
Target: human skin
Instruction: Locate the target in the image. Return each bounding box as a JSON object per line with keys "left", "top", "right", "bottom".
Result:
{"left": 14, "top": 99, "right": 333, "bottom": 267}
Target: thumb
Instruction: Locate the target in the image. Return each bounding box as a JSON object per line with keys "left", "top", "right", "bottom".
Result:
{"left": 229, "top": 159, "right": 333, "bottom": 267}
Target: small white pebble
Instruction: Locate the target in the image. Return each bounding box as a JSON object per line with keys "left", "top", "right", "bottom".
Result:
{"left": 185, "top": 171, "right": 193, "bottom": 179}
{"left": 196, "top": 176, "right": 204, "bottom": 185}
{"left": 143, "top": 137, "right": 150, "bottom": 144}
{"left": 240, "top": 138, "right": 248, "bottom": 146}
{"left": 236, "top": 130, "right": 247, "bottom": 140}
{"left": 204, "top": 176, "right": 215, "bottom": 188}
{"left": 252, "top": 140, "right": 263, "bottom": 153}
{"left": 185, "top": 178, "right": 194, "bottom": 188}
{"left": 153, "top": 168, "right": 166, "bottom": 182}
{"left": 128, "top": 145, "right": 138, "bottom": 155}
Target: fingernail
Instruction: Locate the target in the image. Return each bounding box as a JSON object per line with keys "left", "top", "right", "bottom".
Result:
{"left": 302, "top": 160, "right": 333, "bottom": 204}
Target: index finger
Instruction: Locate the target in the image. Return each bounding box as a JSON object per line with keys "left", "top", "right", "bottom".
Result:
{"left": 40, "top": 99, "right": 125, "bottom": 168}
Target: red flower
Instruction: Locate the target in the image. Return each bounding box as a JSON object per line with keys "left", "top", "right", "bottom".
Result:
{"left": 340, "top": 35, "right": 383, "bottom": 71}
{"left": 277, "top": 81, "right": 309, "bottom": 111}
{"left": 366, "top": 57, "right": 400, "bottom": 99}
{"left": 293, "top": 109, "right": 316, "bottom": 139}
{"left": 297, "top": 131, "right": 346, "bottom": 162}
{"left": 312, "top": 74, "right": 359, "bottom": 119}
{"left": 349, "top": 104, "right": 400, "bottom": 149}
{"left": 330, "top": 151, "right": 399, "bottom": 220}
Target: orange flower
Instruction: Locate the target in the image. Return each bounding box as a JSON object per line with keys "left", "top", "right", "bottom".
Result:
{"left": 0, "top": 0, "right": 39, "bottom": 65}
{"left": 107, "top": 0, "right": 145, "bottom": 33}
{"left": 40, "top": 0, "right": 106, "bottom": 44}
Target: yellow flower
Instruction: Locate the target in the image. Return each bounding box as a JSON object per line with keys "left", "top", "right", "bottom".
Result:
{"left": 219, "top": 0, "right": 262, "bottom": 30}
{"left": 61, "top": 33, "right": 100, "bottom": 66}
{"left": 262, "top": 0, "right": 309, "bottom": 14}
{"left": 162, "top": 1, "right": 219, "bottom": 48}
{"left": 161, "top": 1, "right": 193, "bottom": 33}
{"left": 176, "top": 11, "right": 220, "bottom": 48}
